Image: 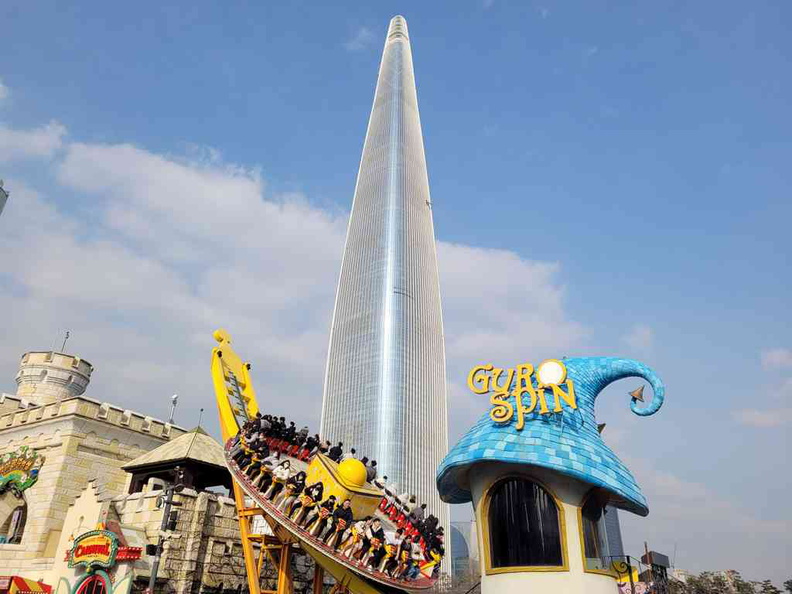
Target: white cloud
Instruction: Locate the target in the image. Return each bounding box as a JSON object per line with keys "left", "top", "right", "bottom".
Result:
{"left": 0, "top": 120, "right": 66, "bottom": 162}
{"left": 0, "top": 124, "right": 582, "bottom": 441}
{"left": 438, "top": 242, "right": 585, "bottom": 440}
{"left": 623, "top": 323, "right": 654, "bottom": 352}
{"left": 0, "top": 120, "right": 66, "bottom": 161}
{"left": 732, "top": 408, "right": 792, "bottom": 428}
{"left": 344, "top": 27, "right": 376, "bottom": 51}
{"left": 0, "top": 79, "right": 8, "bottom": 102}
{"left": 761, "top": 348, "right": 792, "bottom": 370}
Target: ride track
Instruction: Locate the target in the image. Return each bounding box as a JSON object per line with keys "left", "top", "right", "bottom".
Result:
{"left": 210, "top": 330, "right": 438, "bottom": 594}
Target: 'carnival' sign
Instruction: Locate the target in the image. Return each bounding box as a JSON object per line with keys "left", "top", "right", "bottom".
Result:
{"left": 468, "top": 360, "right": 577, "bottom": 430}
{"left": 67, "top": 530, "right": 118, "bottom": 569}
{"left": 0, "top": 446, "right": 44, "bottom": 496}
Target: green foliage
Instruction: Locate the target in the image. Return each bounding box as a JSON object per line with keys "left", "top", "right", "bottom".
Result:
{"left": 669, "top": 571, "right": 783, "bottom": 594}
{"left": 757, "top": 580, "right": 782, "bottom": 594}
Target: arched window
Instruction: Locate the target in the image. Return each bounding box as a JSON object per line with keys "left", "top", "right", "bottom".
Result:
{"left": 76, "top": 574, "right": 108, "bottom": 594}
{"left": 0, "top": 501, "right": 27, "bottom": 544}
{"left": 486, "top": 477, "right": 565, "bottom": 570}
{"left": 581, "top": 492, "right": 612, "bottom": 572}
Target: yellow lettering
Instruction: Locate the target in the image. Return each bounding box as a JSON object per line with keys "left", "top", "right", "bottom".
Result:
{"left": 490, "top": 393, "right": 513, "bottom": 425}
{"left": 533, "top": 386, "right": 550, "bottom": 414}
{"left": 548, "top": 380, "right": 578, "bottom": 412}
{"left": 491, "top": 367, "right": 515, "bottom": 395}
{"left": 467, "top": 364, "right": 494, "bottom": 395}
{"left": 511, "top": 364, "right": 538, "bottom": 429}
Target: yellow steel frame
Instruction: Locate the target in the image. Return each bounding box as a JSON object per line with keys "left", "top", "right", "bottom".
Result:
{"left": 211, "top": 329, "right": 370, "bottom": 594}
{"left": 211, "top": 329, "right": 280, "bottom": 594}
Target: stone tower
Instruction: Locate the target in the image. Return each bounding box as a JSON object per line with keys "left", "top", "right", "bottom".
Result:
{"left": 15, "top": 351, "right": 93, "bottom": 406}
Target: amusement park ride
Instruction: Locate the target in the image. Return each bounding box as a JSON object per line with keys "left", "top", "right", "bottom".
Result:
{"left": 210, "top": 330, "right": 440, "bottom": 594}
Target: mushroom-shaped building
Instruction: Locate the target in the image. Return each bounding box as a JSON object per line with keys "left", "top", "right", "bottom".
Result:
{"left": 436, "top": 357, "right": 664, "bottom": 594}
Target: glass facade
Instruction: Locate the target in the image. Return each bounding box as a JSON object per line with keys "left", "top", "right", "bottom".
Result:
{"left": 321, "top": 15, "right": 449, "bottom": 547}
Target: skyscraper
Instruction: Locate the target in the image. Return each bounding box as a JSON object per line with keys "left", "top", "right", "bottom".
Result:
{"left": 321, "top": 15, "right": 449, "bottom": 545}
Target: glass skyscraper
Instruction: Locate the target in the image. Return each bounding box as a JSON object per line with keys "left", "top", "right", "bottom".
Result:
{"left": 321, "top": 15, "right": 449, "bottom": 547}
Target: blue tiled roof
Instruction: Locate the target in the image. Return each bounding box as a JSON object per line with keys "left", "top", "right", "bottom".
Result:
{"left": 436, "top": 357, "right": 665, "bottom": 516}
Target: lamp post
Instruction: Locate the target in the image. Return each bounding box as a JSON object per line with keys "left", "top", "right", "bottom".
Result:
{"left": 146, "top": 466, "right": 185, "bottom": 594}
{"left": 168, "top": 394, "right": 178, "bottom": 424}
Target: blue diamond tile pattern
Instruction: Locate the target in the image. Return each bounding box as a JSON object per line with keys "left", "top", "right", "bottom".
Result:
{"left": 436, "top": 357, "right": 665, "bottom": 516}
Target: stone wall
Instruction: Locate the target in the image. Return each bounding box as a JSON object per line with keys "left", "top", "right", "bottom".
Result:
{"left": 0, "top": 394, "right": 186, "bottom": 577}
{"left": 114, "top": 483, "right": 247, "bottom": 594}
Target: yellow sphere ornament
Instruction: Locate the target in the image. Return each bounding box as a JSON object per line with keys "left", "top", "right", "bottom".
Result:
{"left": 337, "top": 458, "right": 368, "bottom": 487}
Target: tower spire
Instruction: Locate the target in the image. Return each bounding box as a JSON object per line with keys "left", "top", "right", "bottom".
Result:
{"left": 321, "top": 15, "right": 450, "bottom": 561}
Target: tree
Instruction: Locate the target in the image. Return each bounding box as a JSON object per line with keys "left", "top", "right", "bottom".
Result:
{"left": 683, "top": 572, "right": 731, "bottom": 594}
{"left": 783, "top": 579, "right": 792, "bottom": 594}
{"left": 757, "top": 581, "right": 781, "bottom": 594}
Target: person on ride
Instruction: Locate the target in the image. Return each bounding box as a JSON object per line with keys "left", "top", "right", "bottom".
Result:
{"left": 243, "top": 440, "right": 269, "bottom": 479}
{"left": 409, "top": 503, "right": 426, "bottom": 524}
{"left": 244, "top": 456, "right": 264, "bottom": 482}
{"left": 276, "top": 470, "right": 306, "bottom": 512}
{"left": 325, "top": 498, "right": 354, "bottom": 549}
{"left": 327, "top": 442, "right": 343, "bottom": 462}
{"left": 341, "top": 516, "right": 369, "bottom": 558}
{"left": 375, "top": 527, "right": 404, "bottom": 573}
{"left": 341, "top": 448, "right": 357, "bottom": 461}
{"left": 405, "top": 539, "right": 424, "bottom": 580}
{"left": 228, "top": 434, "right": 244, "bottom": 456}
{"left": 307, "top": 495, "right": 336, "bottom": 538}
{"left": 360, "top": 519, "right": 385, "bottom": 566}
{"left": 232, "top": 443, "right": 252, "bottom": 467}
{"left": 366, "top": 460, "right": 377, "bottom": 482}
{"left": 284, "top": 421, "right": 297, "bottom": 444}
{"left": 291, "top": 481, "right": 323, "bottom": 524}
{"left": 394, "top": 534, "right": 414, "bottom": 579}
{"left": 255, "top": 450, "right": 280, "bottom": 491}
{"left": 297, "top": 425, "right": 309, "bottom": 443}
{"left": 264, "top": 460, "right": 291, "bottom": 500}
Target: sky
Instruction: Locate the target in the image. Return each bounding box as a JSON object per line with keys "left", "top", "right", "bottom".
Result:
{"left": 1, "top": 0, "right": 790, "bottom": 584}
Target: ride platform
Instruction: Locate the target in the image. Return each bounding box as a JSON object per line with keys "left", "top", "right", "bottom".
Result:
{"left": 210, "top": 330, "right": 438, "bottom": 594}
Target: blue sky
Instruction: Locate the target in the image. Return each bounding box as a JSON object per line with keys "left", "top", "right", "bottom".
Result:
{"left": 1, "top": 0, "right": 790, "bottom": 584}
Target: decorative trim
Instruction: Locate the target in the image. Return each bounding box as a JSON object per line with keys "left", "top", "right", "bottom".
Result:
{"left": 0, "top": 446, "right": 45, "bottom": 496}
{"left": 478, "top": 472, "right": 569, "bottom": 575}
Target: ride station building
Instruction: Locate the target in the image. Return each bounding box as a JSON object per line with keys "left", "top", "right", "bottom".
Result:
{"left": 437, "top": 357, "right": 665, "bottom": 594}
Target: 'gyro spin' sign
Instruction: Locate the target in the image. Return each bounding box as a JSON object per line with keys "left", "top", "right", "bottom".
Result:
{"left": 468, "top": 359, "right": 577, "bottom": 430}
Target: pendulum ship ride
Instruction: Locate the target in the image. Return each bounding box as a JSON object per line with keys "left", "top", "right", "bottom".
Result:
{"left": 210, "top": 330, "right": 441, "bottom": 594}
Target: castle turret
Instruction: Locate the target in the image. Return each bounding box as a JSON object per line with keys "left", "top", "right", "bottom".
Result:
{"left": 15, "top": 351, "right": 93, "bottom": 406}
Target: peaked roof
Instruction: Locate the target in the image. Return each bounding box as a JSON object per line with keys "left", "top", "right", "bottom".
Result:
{"left": 436, "top": 357, "right": 665, "bottom": 517}
{"left": 123, "top": 426, "right": 226, "bottom": 471}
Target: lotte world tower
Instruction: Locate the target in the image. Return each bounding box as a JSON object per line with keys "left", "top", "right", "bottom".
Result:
{"left": 321, "top": 15, "right": 449, "bottom": 543}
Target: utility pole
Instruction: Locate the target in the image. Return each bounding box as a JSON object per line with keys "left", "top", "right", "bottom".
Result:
{"left": 146, "top": 466, "right": 185, "bottom": 594}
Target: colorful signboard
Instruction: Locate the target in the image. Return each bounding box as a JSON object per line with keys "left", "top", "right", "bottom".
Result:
{"left": 0, "top": 447, "right": 44, "bottom": 495}
{"left": 468, "top": 360, "right": 578, "bottom": 430}
{"left": 67, "top": 530, "right": 119, "bottom": 569}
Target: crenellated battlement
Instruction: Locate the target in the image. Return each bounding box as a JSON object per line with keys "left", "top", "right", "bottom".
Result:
{"left": 0, "top": 392, "right": 186, "bottom": 441}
